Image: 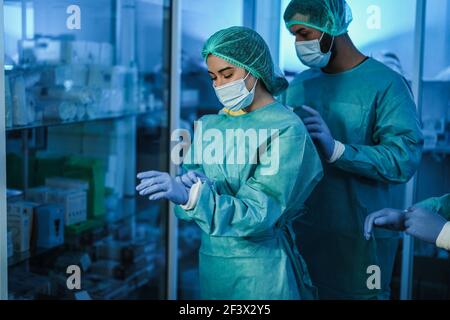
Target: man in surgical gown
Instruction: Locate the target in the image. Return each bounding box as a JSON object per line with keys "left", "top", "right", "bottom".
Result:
{"left": 282, "top": 0, "right": 424, "bottom": 299}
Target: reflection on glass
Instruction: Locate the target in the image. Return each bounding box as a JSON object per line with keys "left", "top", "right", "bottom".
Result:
{"left": 5, "top": 0, "right": 170, "bottom": 300}
{"left": 177, "top": 0, "right": 244, "bottom": 299}
{"left": 412, "top": 0, "right": 450, "bottom": 301}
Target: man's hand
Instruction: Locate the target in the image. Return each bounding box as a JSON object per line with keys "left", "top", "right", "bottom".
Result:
{"left": 301, "top": 105, "right": 335, "bottom": 160}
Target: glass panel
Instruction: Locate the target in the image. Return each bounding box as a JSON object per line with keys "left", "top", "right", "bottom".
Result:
{"left": 412, "top": 0, "right": 450, "bottom": 300}
{"left": 279, "top": 0, "right": 418, "bottom": 300}
{"left": 177, "top": 0, "right": 244, "bottom": 299}
{"left": 4, "top": 0, "right": 170, "bottom": 300}
{"left": 280, "top": 0, "right": 417, "bottom": 79}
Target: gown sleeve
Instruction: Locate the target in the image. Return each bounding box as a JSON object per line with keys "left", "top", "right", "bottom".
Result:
{"left": 333, "top": 78, "right": 424, "bottom": 184}
{"left": 174, "top": 127, "right": 323, "bottom": 237}
{"left": 414, "top": 194, "right": 450, "bottom": 220}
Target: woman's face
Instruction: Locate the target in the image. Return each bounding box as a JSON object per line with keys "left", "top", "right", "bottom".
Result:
{"left": 207, "top": 55, "right": 257, "bottom": 90}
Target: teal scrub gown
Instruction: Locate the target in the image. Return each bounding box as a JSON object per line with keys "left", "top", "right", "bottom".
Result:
{"left": 175, "top": 101, "right": 323, "bottom": 300}
{"left": 283, "top": 58, "right": 424, "bottom": 299}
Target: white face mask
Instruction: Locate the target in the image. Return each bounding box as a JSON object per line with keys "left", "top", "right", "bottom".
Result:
{"left": 295, "top": 32, "right": 335, "bottom": 69}
{"left": 213, "top": 72, "right": 258, "bottom": 112}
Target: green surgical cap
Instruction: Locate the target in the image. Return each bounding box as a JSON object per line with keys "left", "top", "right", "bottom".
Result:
{"left": 202, "top": 26, "right": 288, "bottom": 96}
{"left": 284, "top": 0, "right": 353, "bottom": 36}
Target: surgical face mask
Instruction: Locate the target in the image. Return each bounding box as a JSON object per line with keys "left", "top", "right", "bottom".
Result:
{"left": 213, "top": 72, "right": 258, "bottom": 112}
{"left": 295, "top": 32, "right": 335, "bottom": 69}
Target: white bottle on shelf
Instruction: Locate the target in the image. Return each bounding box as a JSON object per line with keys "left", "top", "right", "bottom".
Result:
{"left": 5, "top": 74, "right": 13, "bottom": 128}
{"left": 12, "top": 76, "right": 28, "bottom": 126}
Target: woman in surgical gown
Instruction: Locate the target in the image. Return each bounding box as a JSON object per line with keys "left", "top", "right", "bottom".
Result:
{"left": 136, "top": 26, "right": 323, "bottom": 300}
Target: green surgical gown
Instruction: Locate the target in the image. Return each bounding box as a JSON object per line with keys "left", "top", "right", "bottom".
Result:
{"left": 175, "top": 101, "right": 323, "bottom": 300}
{"left": 283, "top": 58, "right": 424, "bottom": 299}
{"left": 415, "top": 194, "right": 450, "bottom": 220}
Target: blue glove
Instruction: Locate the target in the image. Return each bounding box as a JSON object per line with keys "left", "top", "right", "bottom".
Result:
{"left": 302, "top": 105, "right": 335, "bottom": 161}
{"left": 136, "top": 171, "right": 188, "bottom": 205}
{"left": 179, "top": 171, "right": 212, "bottom": 188}
{"left": 364, "top": 208, "right": 406, "bottom": 240}
{"left": 404, "top": 207, "right": 447, "bottom": 244}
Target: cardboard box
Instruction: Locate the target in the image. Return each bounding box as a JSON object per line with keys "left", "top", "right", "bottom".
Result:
{"left": 7, "top": 201, "right": 38, "bottom": 253}
{"left": 27, "top": 186, "right": 87, "bottom": 226}
{"left": 35, "top": 204, "right": 65, "bottom": 249}
{"left": 49, "top": 188, "right": 87, "bottom": 225}
{"left": 26, "top": 186, "right": 52, "bottom": 203}
{"left": 64, "top": 157, "right": 105, "bottom": 218}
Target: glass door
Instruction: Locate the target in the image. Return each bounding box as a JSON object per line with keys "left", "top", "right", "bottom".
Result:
{"left": 411, "top": 0, "right": 450, "bottom": 300}
{"left": 177, "top": 0, "right": 245, "bottom": 299}
{"left": 3, "top": 0, "right": 171, "bottom": 300}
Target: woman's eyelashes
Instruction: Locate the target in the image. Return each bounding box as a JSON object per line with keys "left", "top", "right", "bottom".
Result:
{"left": 210, "top": 74, "right": 233, "bottom": 82}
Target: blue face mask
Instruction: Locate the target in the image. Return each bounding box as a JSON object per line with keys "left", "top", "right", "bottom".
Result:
{"left": 295, "top": 32, "right": 335, "bottom": 69}
{"left": 213, "top": 72, "right": 258, "bottom": 112}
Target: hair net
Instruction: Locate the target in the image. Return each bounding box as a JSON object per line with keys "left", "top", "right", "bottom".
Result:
{"left": 202, "top": 26, "right": 288, "bottom": 96}
{"left": 284, "top": 0, "right": 353, "bottom": 36}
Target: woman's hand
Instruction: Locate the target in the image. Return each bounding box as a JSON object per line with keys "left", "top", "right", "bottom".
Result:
{"left": 179, "top": 171, "right": 211, "bottom": 188}
{"left": 136, "top": 171, "right": 189, "bottom": 205}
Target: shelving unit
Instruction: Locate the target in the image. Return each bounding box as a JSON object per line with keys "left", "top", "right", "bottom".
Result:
{"left": 0, "top": 0, "right": 174, "bottom": 300}
{"left": 6, "top": 109, "right": 154, "bottom": 132}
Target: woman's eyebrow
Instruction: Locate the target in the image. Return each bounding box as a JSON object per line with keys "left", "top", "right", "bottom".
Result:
{"left": 218, "top": 67, "right": 234, "bottom": 73}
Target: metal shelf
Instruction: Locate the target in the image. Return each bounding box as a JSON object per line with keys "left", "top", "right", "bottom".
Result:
{"left": 6, "top": 109, "right": 154, "bottom": 132}
{"left": 7, "top": 197, "right": 160, "bottom": 268}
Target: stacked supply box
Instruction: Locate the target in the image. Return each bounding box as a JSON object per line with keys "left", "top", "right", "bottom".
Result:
{"left": 64, "top": 156, "right": 105, "bottom": 218}
{"left": 35, "top": 204, "right": 65, "bottom": 249}
{"left": 45, "top": 177, "right": 89, "bottom": 227}
{"left": 27, "top": 186, "right": 87, "bottom": 226}
{"left": 7, "top": 201, "right": 38, "bottom": 253}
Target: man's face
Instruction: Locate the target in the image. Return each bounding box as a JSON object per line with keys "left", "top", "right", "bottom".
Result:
{"left": 289, "top": 24, "right": 334, "bottom": 54}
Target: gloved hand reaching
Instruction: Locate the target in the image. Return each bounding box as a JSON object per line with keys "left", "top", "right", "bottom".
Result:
{"left": 364, "top": 208, "right": 406, "bottom": 240}
{"left": 404, "top": 207, "right": 447, "bottom": 244}
{"left": 364, "top": 206, "right": 447, "bottom": 244}
{"left": 301, "top": 105, "right": 335, "bottom": 161}
{"left": 136, "top": 171, "right": 189, "bottom": 205}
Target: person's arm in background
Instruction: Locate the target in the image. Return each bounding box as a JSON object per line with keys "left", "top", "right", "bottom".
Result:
{"left": 332, "top": 81, "right": 424, "bottom": 184}
{"left": 303, "top": 77, "right": 424, "bottom": 184}
{"left": 412, "top": 194, "right": 450, "bottom": 250}
{"left": 414, "top": 194, "right": 450, "bottom": 220}
{"left": 174, "top": 129, "right": 323, "bottom": 237}
{"left": 364, "top": 194, "right": 450, "bottom": 251}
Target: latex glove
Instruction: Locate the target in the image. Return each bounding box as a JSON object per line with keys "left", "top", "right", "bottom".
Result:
{"left": 136, "top": 171, "right": 188, "bottom": 205}
{"left": 404, "top": 207, "right": 447, "bottom": 244}
{"left": 364, "top": 208, "right": 406, "bottom": 240}
{"left": 179, "top": 171, "right": 211, "bottom": 188}
{"left": 301, "top": 105, "right": 335, "bottom": 160}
